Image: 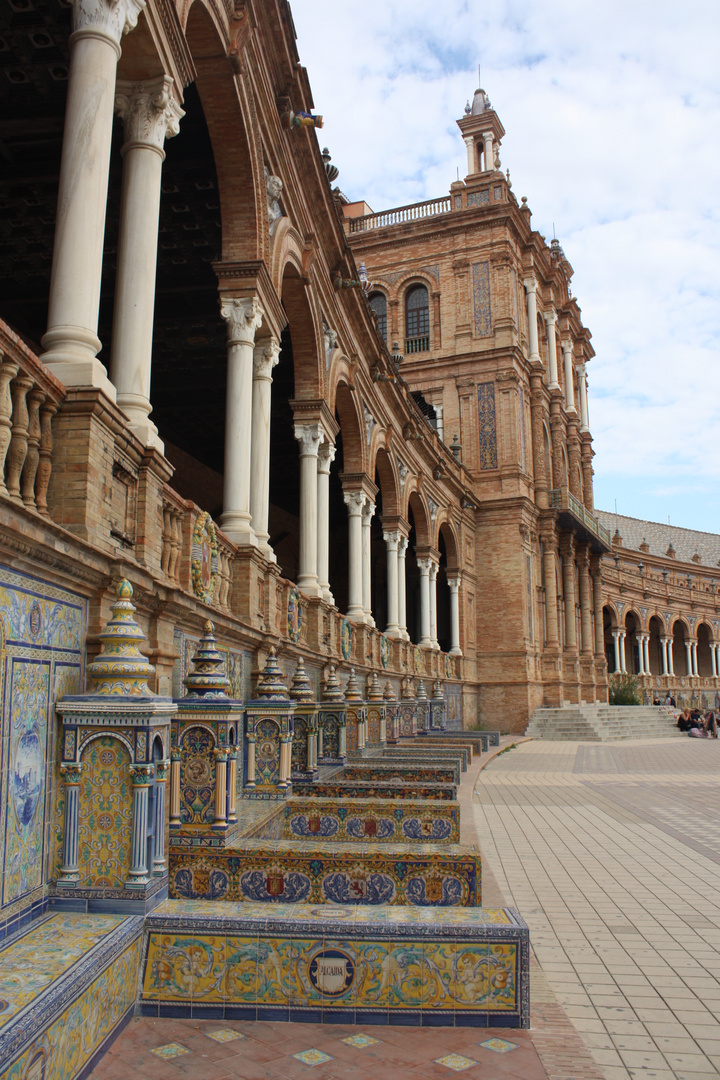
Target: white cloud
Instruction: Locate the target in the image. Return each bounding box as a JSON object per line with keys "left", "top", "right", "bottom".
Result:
{"left": 289, "top": 0, "right": 720, "bottom": 531}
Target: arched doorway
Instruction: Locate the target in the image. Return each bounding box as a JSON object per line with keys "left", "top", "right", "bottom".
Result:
{"left": 672, "top": 621, "right": 688, "bottom": 677}
{"left": 697, "top": 623, "right": 713, "bottom": 677}
{"left": 648, "top": 616, "right": 664, "bottom": 676}
{"left": 624, "top": 611, "right": 640, "bottom": 675}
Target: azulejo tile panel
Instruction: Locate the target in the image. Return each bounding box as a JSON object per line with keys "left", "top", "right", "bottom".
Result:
{"left": 142, "top": 899, "right": 529, "bottom": 1026}
{"left": 472, "top": 260, "right": 492, "bottom": 337}
{"left": 342, "top": 763, "right": 460, "bottom": 785}
{"left": 169, "top": 840, "right": 480, "bottom": 907}
{"left": 302, "top": 782, "right": 456, "bottom": 801}
{"left": 0, "top": 567, "right": 86, "bottom": 921}
{"left": 179, "top": 725, "right": 216, "bottom": 826}
{"left": 273, "top": 797, "right": 460, "bottom": 845}
{"left": 77, "top": 735, "right": 133, "bottom": 890}
{"left": 0, "top": 913, "right": 142, "bottom": 1076}
{"left": 477, "top": 382, "right": 498, "bottom": 470}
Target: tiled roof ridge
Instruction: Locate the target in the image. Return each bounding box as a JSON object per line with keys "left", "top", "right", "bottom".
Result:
{"left": 596, "top": 509, "right": 720, "bottom": 544}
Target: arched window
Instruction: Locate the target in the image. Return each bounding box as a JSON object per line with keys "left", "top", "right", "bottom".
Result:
{"left": 368, "top": 292, "right": 387, "bottom": 341}
{"left": 405, "top": 284, "right": 429, "bottom": 352}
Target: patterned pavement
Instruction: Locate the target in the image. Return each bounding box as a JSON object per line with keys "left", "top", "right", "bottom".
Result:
{"left": 474, "top": 738, "right": 720, "bottom": 1080}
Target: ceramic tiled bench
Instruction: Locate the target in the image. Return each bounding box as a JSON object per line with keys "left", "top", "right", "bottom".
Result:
{"left": 299, "top": 781, "right": 457, "bottom": 801}
{"left": 141, "top": 899, "right": 529, "bottom": 1027}
{"left": 0, "top": 913, "right": 143, "bottom": 1080}
{"left": 338, "top": 762, "right": 461, "bottom": 785}
{"left": 243, "top": 797, "right": 461, "bottom": 844}
{"left": 379, "top": 747, "right": 470, "bottom": 771}
{"left": 169, "top": 838, "right": 481, "bottom": 906}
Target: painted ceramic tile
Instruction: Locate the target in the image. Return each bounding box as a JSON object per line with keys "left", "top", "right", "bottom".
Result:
{"left": 479, "top": 1037, "right": 517, "bottom": 1052}
{"left": 4, "top": 659, "right": 50, "bottom": 906}
{"left": 151, "top": 1043, "right": 190, "bottom": 1059}
{"left": 293, "top": 1049, "right": 333, "bottom": 1065}
{"left": 342, "top": 1034, "right": 380, "bottom": 1047}
{"left": 254, "top": 718, "right": 281, "bottom": 791}
{"left": 77, "top": 736, "right": 133, "bottom": 889}
{"left": 435, "top": 1053, "right": 478, "bottom": 1071}
{"left": 206, "top": 1029, "right": 245, "bottom": 1043}
{"left": 180, "top": 726, "right": 216, "bottom": 825}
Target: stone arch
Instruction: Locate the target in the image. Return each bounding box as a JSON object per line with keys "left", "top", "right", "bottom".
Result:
{"left": 151, "top": 733, "right": 165, "bottom": 761}
{"left": 671, "top": 618, "right": 690, "bottom": 677}
{"left": 624, "top": 608, "right": 642, "bottom": 675}
{"left": 281, "top": 263, "right": 323, "bottom": 400}
{"left": 697, "top": 621, "right": 714, "bottom": 677}
{"left": 185, "top": 0, "right": 263, "bottom": 264}
{"left": 335, "top": 382, "right": 366, "bottom": 474}
{"left": 373, "top": 445, "right": 400, "bottom": 518}
{"left": 78, "top": 729, "right": 134, "bottom": 763}
{"left": 437, "top": 518, "right": 460, "bottom": 572}
{"left": 648, "top": 614, "right": 665, "bottom": 677}
{"left": 407, "top": 490, "right": 431, "bottom": 549}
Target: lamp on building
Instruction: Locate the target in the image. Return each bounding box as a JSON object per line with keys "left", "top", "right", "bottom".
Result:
{"left": 391, "top": 341, "right": 404, "bottom": 368}
{"left": 450, "top": 434, "right": 462, "bottom": 462}
{"left": 461, "top": 496, "right": 477, "bottom": 511}
{"left": 662, "top": 569, "right": 669, "bottom": 583}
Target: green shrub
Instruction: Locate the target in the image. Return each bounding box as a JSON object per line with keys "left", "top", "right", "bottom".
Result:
{"left": 608, "top": 673, "right": 642, "bottom": 705}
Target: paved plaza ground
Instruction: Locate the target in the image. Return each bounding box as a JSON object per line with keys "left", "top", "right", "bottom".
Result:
{"left": 91, "top": 737, "right": 720, "bottom": 1079}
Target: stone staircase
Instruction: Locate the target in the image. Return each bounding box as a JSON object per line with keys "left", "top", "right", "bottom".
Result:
{"left": 526, "top": 705, "right": 683, "bottom": 742}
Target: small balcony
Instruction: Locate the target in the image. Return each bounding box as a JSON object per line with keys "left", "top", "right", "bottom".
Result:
{"left": 405, "top": 336, "right": 430, "bottom": 354}
{"left": 548, "top": 487, "right": 612, "bottom": 551}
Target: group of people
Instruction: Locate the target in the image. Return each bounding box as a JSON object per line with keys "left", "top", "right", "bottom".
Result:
{"left": 677, "top": 709, "right": 718, "bottom": 738}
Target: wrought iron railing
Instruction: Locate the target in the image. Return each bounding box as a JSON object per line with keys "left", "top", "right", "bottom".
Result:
{"left": 548, "top": 487, "right": 612, "bottom": 547}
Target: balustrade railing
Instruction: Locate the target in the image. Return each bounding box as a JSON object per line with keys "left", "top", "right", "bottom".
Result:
{"left": 548, "top": 486, "right": 611, "bottom": 547}
{"left": 347, "top": 196, "right": 452, "bottom": 233}
{"left": 0, "top": 320, "right": 65, "bottom": 516}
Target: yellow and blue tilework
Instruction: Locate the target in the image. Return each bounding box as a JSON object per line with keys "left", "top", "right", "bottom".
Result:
{"left": 340, "top": 762, "right": 460, "bottom": 785}
{"left": 301, "top": 781, "right": 456, "bottom": 801}
{"left": 141, "top": 899, "right": 529, "bottom": 1027}
{"left": 169, "top": 838, "right": 481, "bottom": 905}
{"left": 0, "top": 913, "right": 142, "bottom": 1079}
{"left": 247, "top": 797, "right": 461, "bottom": 844}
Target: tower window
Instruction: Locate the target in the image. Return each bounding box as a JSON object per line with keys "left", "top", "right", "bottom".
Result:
{"left": 405, "top": 284, "right": 429, "bottom": 352}
{"left": 369, "top": 292, "right": 387, "bottom": 341}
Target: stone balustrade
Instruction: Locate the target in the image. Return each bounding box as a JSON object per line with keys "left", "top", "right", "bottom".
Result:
{"left": 0, "top": 320, "right": 65, "bottom": 517}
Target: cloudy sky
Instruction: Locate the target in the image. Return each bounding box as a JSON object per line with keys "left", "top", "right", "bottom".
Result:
{"left": 290, "top": 0, "right": 720, "bottom": 535}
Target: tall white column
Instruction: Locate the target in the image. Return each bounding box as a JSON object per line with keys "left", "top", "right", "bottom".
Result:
{"left": 40, "top": 0, "right": 146, "bottom": 394}
{"left": 295, "top": 424, "right": 323, "bottom": 597}
{"left": 544, "top": 311, "right": 560, "bottom": 389}
{"left": 712, "top": 644, "right": 718, "bottom": 679}
{"left": 463, "top": 135, "right": 475, "bottom": 175}
{"left": 619, "top": 631, "right": 627, "bottom": 674}
{"left": 691, "top": 640, "right": 698, "bottom": 676}
{"left": 643, "top": 634, "right": 651, "bottom": 676}
{"left": 668, "top": 637, "right": 675, "bottom": 677}
{"left": 398, "top": 535, "right": 409, "bottom": 641}
{"left": 524, "top": 278, "right": 541, "bottom": 365}
{"left": 429, "top": 559, "right": 440, "bottom": 650}
{"left": 612, "top": 630, "right": 621, "bottom": 673}
{"left": 417, "top": 557, "right": 432, "bottom": 647}
{"left": 111, "top": 76, "right": 183, "bottom": 450}
{"left": 448, "top": 575, "right": 462, "bottom": 655}
{"left": 361, "top": 500, "right": 376, "bottom": 626}
{"left": 383, "top": 530, "right": 401, "bottom": 638}
{"left": 660, "top": 636, "right": 669, "bottom": 676}
{"left": 219, "top": 297, "right": 263, "bottom": 545}
{"left": 344, "top": 491, "right": 366, "bottom": 620}
{"left": 483, "top": 131, "right": 494, "bottom": 170}
{"left": 250, "top": 337, "right": 280, "bottom": 559}
{"left": 317, "top": 441, "right": 335, "bottom": 604}
{"left": 561, "top": 341, "right": 576, "bottom": 411}
{"left": 636, "top": 635, "right": 645, "bottom": 675}
{"left": 684, "top": 640, "right": 692, "bottom": 677}
{"left": 577, "top": 362, "right": 590, "bottom": 432}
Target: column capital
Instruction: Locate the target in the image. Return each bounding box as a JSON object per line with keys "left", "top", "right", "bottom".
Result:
{"left": 253, "top": 336, "right": 281, "bottom": 380}
{"left": 343, "top": 490, "right": 366, "bottom": 516}
{"left": 383, "top": 529, "right": 400, "bottom": 548}
{"left": 71, "top": 0, "right": 146, "bottom": 49}
{"left": 523, "top": 276, "right": 538, "bottom": 294}
{"left": 544, "top": 308, "right": 557, "bottom": 327}
{"left": 561, "top": 339, "right": 573, "bottom": 355}
{"left": 361, "top": 500, "right": 376, "bottom": 526}
{"left": 447, "top": 573, "right": 461, "bottom": 590}
{"left": 317, "top": 440, "right": 336, "bottom": 473}
{"left": 129, "top": 763, "right": 154, "bottom": 786}
{"left": 428, "top": 561, "right": 439, "bottom": 582}
{"left": 417, "top": 557, "right": 432, "bottom": 575}
{"left": 398, "top": 534, "right": 409, "bottom": 556}
{"left": 60, "top": 761, "right": 85, "bottom": 784}
{"left": 115, "top": 76, "right": 184, "bottom": 157}
{"left": 294, "top": 423, "right": 323, "bottom": 456}
{"left": 220, "top": 297, "right": 264, "bottom": 346}
{"left": 576, "top": 360, "right": 587, "bottom": 376}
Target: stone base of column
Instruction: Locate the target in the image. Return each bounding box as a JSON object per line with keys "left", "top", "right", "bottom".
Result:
{"left": 297, "top": 575, "right": 323, "bottom": 598}
{"left": 256, "top": 536, "right": 277, "bottom": 563}
{"left": 56, "top": 870, "right": 81, "bottom": 887}
{"left": 219, "top": 511, "right": 258, "bottom": 547}
{"left": 125, "top": 872, "right": 151, "bottom": 890}
{"left": 117, "top": 395, "right": 164, "bottom": 453}
{"left": 320, "top": 585, "right": 335, "bottom": 605}
{"left": 420, "top": 636, "right": 432, "bottom": 648}
{"left": 40, "top": 326, "right": 117, "bottom": 401}
{"left": 385, "top": 625, "right": 401, "bottom": 638}
{"left": 346, "top": 605, "right": 365, "bottom": 620}
{"left": 450, "top": 646, "right": 462, "bottom": 656}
